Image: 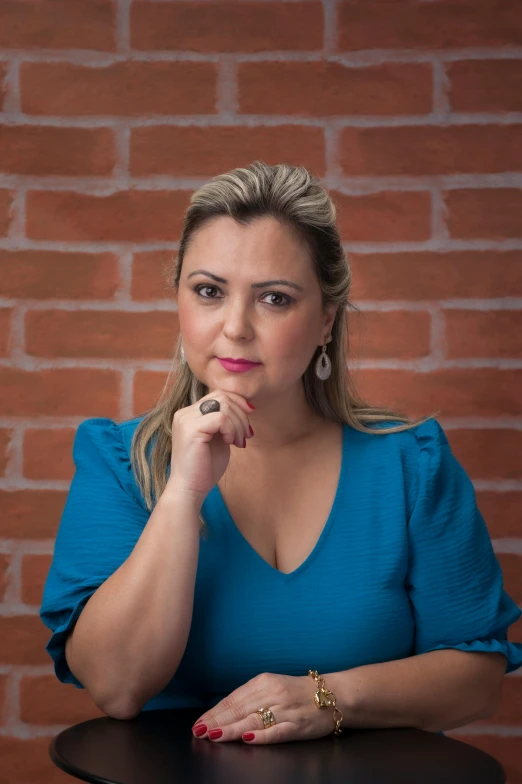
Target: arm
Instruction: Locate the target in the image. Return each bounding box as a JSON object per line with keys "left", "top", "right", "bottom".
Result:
{"left": 325, "top": 649, "right": 507, "bottom": 734}
{"left": 66, "top": 487, "right": 202, "bottom": 719}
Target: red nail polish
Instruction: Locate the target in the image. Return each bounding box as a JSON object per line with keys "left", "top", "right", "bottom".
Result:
{"left": 243, "top": 732, "right": 255, "bottom": 741}
{"left": 209, "top": 729, "right": 223, "bottom": 740}
{"left": 193, "top": 724, "right": 207, "bottom": 737}
{"left": 247, "top": 402, "right": 255, "bottom": 409}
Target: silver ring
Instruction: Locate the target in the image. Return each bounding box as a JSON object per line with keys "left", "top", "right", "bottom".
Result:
{"left": 199, "top": 398, "right": 221, "bottom": 415}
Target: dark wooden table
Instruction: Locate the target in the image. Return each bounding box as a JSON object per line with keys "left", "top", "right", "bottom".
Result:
{"left": 49, "top": 707, "right": 506, "bottom": 784}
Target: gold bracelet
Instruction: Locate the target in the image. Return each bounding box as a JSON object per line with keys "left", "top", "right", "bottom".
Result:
{"left": 308, "top": 669, "right": 344, "bottom": 736}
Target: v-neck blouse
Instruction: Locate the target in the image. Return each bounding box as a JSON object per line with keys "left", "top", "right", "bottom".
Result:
{"left": 40, "top": 414, "right": 522, "bottom": 720}
{"left": 212, "top": 423, "right": 348, "bottom": 581}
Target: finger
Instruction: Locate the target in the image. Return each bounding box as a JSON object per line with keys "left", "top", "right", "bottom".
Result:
{"left": 200, "top": 395, "right": 248, "bottom": 448}
{"left": 193, "top": 685, "right": 263, "bottom": 733}
{"left": 242, "top": 721, "right": 298, "bottom": 745}
{"left": 201, "top": 711, "right": 266, "bottom": 742}
{"left": 212, "top": 389, "right": 254, "bottom": 417}
{"left": 216, "top": 395, "right": 252, "bottom": 446}
{"left": 221, "top": 406, "right": 247, "bottom": 448}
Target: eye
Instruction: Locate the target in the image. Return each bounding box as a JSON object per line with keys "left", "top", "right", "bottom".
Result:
{"left": 192, "top": 284, "right": 292, "bottom": 308}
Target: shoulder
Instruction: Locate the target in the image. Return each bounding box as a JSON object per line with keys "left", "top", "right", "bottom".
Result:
{"left": 74, "top": 414, "right": 146, "bottom": 457}
{"left": 344, "top": 416, "right": 445, "bottom": 458}
{"left": 360, "top": 416, "right": 446, "bottom": 450}
{"left": 73, "top": 415, "right": 148, "bottom": 506}
{"left": 343, "top": 417, "right": 447, "bottom": 512}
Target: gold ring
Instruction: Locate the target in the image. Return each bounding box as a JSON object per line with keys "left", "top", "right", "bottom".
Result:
{"left": 255, "top": 707, "right": 276, "bottom": 729}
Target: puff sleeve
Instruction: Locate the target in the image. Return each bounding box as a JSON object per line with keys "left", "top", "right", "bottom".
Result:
{"left": 406, "top": 418, "right": 522, "bottom": 674}
{"left": 39, "top": 418, "right": 149, "bottom": 688}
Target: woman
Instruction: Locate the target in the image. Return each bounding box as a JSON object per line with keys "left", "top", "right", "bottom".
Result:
{"left": 40, "top": 162, "right": 522, "bottom": 744}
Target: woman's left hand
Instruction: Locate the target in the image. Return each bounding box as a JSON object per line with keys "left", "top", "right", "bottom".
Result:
{"left": 191, "top": 672, "right": 341, "bottom": 744}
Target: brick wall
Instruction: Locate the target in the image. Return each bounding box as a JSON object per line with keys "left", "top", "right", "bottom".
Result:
{"left": 0, "top": 0, "right": 521, "bottom": 781}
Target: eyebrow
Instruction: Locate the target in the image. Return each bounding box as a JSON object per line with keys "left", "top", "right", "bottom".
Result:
{"left": 186, "top": 269, "right": 304, "bottom": 292}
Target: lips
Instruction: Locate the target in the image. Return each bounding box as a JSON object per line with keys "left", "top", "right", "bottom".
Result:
{"left": 218, "top": 358, "right": 261, "bottom": 365}
{"left": 217, "top": 357, "right": 261, "bottom": 372}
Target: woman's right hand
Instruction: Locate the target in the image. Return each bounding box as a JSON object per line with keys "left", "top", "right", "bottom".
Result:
{"left": 165, "top": 390, "right": 254, "bottom": 505}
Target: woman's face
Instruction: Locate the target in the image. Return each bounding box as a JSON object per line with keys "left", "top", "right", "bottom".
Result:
{"left": 175, "top": 215, "right": 336, "bottom": 399}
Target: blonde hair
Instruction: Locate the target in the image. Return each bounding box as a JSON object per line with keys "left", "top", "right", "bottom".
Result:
{"left": 127, "top": 161, "right": 438, "bottom": 534}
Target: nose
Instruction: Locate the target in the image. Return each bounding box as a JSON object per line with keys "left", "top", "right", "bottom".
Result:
{"left": 221, "top": 299, "right": 255, "bottom": 342}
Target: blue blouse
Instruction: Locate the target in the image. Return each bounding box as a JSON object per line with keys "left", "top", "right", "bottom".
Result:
{"left": 40, "top": 415, "right": 522, "bottom": 721}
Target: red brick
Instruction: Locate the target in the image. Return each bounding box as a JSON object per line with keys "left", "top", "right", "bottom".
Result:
{"left": 20, "top": 674, "right": 105, "bottom": 724}
{"left": 476, "top": 491, "right": 522, "bottom": 539}
{"left": 24, "top": 428, "right": 76, "bottom": 480}
{"left": 26, "top": 310, "right": 180, "bottom": 359}
{"left": 238, "top": 62, "right": 432, "bottom": 116}
{"left": 0, "top": 554, "right": 9, "bottom": 601}
{"left": 448, "top": 59, "right": 522, "bottom": 113}
{"left": 0, "top": 489, "right": 66, "bottom": 538}
{"left": 340, "top": 125, "right": 522, "bottom": 176}
{"left": 21, "top": 61, "right": 217, "bottom": 116}
{"left": 134, "top": 370, "right": 169, "bottom": 416}
{"left": 0, "top": 0, "right": 116, "bottom": 51}
{"left": 445, "top": 189, "right": 522, "bottom": 239}
{"left": 0, "top": 308, "right": 12, "bottom": 356}
{"left": 0, "top": 735, "right": 72, "bottom": 784}
{"left": 0, "top": 250, "right": 118, "bottom": 299}
{"left": 338, "top": 0, "right": 522, "bottom": 50}
{"left": 486, "top": 677, "right": 522, "bottom": 726}
{"left": 0, "top": 125, "right": 115, "bottom": 176}
{"left": 131, "top": 0, "right": 322, "bottom": 52}
{"left": 350, "top": 251, "right": 522, "bottom": 301}
{"left": 132, "top": 250, "right": 177, "bottom": 300}
{"left": 347, "top": 310, "right": 431, "bottom": 359}
{"left": 26, "top": 189, "right": 189, "bottom": 242}
{"left": 0, "top": 190, "right": 14, "bottom": 236}
{"left": 509, "top": 614, "right": 522, "bottom": 644}
{"left": 0, "top": 368, "right": 120, "bottom": 416}
{"left": 445, "top": 310, "right": 522, "bottom": 359}
{"left": 0, "top": 615, "right": 52, "bottom": 665}
{"left": 21, "top": 554, "right": 52, "bottom": 606}
{"left": 0, "top": 63, "right": 7, "bottom": 111}
{"left": 447, "top": 429, "right": 522, "bottom": 481}
{"left": 335, "top": 191, "right": 431, "bottom": 242}
{"left": 356, "top": 368, "right": 522, "bottom": 418}
{"left": 130, "top": 125, "right": 326, "bottom": 177}
{"left": 0, "top": 429, "right": 11, "bottom": 476}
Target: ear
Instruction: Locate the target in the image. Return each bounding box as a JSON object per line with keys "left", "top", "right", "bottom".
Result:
{"left": 322, "top": 302, "right": 338, "bottom": 340}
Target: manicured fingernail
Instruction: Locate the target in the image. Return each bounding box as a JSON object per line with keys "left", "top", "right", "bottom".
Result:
{"left": 209, "top": 729, "right": 223, "bottom": 740}
{"left": 243, "top": 732, "right": 255, "bottom": 741}
{"left": 193, "top": 724, "right": 207, "bottom": 736}
{"left": 247, "top": 402, "right": 255, "bottom": 409}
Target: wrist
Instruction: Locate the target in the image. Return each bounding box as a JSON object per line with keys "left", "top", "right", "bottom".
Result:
{"left": 320, "top": 669, "right": 361, "bottom": 719}
{"left": 160, "top": 481, "right": 204, "bottom": 514}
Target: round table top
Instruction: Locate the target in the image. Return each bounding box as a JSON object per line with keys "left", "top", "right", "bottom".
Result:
{"left": 49, "top": 708, "right": 506, "bottom": 784}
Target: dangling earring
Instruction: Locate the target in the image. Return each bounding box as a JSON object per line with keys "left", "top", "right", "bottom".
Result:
{"left": 315, "top": 335, "right": 332, "bottom": 380}
{"left": 180, "top": 342, "right": 186, "bottom": 364}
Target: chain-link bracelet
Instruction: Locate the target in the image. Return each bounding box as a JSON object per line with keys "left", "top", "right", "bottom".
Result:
{"left": 308, "top": 669, "right": 344, "bottom": 736}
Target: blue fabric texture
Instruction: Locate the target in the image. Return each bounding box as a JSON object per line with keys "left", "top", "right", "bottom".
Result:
{"left": 40, "top": 415, "right": 522, "bottom": 720}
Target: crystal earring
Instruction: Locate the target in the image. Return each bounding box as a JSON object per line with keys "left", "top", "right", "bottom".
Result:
{"left": 315, "top": 335, "right": 332, "bottom": 380}
{"left": 180, "top": 342, "right": 186, "bottom": 364}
